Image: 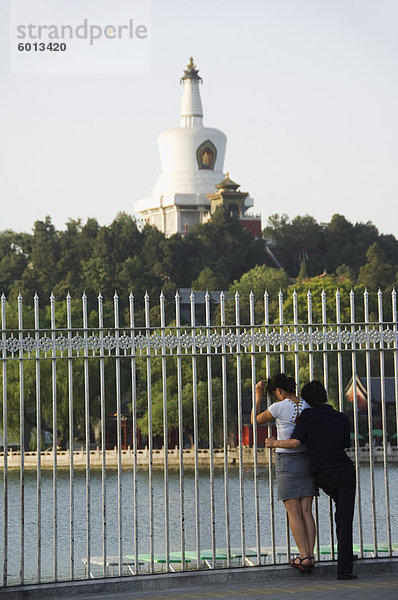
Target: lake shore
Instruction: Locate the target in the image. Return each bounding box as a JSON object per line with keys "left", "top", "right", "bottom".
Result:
{"left": 1, "top": 445, "right": 397, "bottom": 469}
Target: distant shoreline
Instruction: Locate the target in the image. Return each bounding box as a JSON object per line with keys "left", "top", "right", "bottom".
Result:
{"left": 0, "top": 445, "right": 396, "bottom": 469}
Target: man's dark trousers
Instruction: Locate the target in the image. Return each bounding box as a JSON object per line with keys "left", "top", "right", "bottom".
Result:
{"left": 314, "top": 461, "right": 356, "bottom": 576}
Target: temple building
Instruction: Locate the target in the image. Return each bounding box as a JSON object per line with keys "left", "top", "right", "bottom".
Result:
{"left": 206, "top": 173, "right": 262, "bottom": 238}
{"left": 135, "top": 58, "right": 260, "bottom": 236}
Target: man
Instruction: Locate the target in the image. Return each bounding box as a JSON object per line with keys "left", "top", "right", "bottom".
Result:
{"left": 265, "top": 380, "right": 357, "bottom": 580}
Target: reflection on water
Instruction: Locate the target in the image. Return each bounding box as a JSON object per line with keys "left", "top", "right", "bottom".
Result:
{"left": 0, "top": 463, "right": 397, "bottom": 584}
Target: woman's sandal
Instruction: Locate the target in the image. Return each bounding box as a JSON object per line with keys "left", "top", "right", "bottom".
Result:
{"left": 307, "top": 556, "right": 315, "bottom": 573}
{"left": 289, "top": 556, "right": 313, "bottom": 573}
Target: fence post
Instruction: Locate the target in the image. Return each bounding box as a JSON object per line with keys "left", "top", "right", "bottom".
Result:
{"left": 160, "top": 290, "right": 170, "bottom": 570}
{"left": 1, "top": 293, "right": 8, "bottom": 586}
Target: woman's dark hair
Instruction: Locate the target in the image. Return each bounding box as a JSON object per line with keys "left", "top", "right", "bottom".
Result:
{"left": 265, "top": 373, "right": 296, "bottom": 398}
{"left": 301, "top": 380, "right": 328, "bottom": 407}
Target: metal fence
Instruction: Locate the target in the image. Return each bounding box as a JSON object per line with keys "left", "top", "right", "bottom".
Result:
{"left": 0, "top": 288, "right": 397, "bottom": 586}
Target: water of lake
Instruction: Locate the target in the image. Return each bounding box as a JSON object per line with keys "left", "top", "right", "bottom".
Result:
{"left": 0, "top": 463, "right": 397, "bottom": 584}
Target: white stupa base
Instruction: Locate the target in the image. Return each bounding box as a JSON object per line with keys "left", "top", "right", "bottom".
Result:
{"left": 135, "top": 193, "right": 210, "bottom": 236}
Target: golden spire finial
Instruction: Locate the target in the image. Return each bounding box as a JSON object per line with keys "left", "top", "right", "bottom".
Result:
{"left": 181, "top": 57, "right": 202, "bottom": 82}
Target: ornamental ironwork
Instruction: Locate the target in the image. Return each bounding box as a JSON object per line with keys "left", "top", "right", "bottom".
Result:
{"left": 1, "top": 327, "right": 397, "bottom": 356}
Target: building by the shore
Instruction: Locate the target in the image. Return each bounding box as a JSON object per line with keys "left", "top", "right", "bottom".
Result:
{"left": 135, "top": 58, "right": 261, "bottom": 237}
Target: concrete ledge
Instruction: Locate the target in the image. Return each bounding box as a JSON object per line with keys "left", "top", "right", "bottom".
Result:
{"left": 1, "top": 557, "right": 397, "bottom": 600}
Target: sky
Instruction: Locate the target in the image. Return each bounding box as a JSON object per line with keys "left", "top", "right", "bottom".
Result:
{"left": 0, "top": 0, "right": 397, "bottom": 237}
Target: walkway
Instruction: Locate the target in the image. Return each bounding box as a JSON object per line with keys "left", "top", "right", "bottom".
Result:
{"left": 95, "top": 573, "right": 398, "bottom": 600}
{"left": 81, "top": 573, "right": 398, "bottom": 600}
{"left": 2, "top": 558, "right": 397, "bottom": 600}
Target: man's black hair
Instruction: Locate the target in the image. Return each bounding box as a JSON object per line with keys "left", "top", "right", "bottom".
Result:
{"left": 301, "top": 380, "right": 328, "bottom": 407}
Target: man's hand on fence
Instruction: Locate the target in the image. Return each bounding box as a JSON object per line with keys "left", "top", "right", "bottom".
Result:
{"left": 265, "top": 436, "right": 277, "bottom": 448}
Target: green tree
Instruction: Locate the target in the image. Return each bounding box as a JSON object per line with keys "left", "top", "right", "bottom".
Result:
{"left": 108, "top": 212, "right": 141, "bottom": 265}
{"left": 189, "top": 208, "right": 267, "bottom": 283}
{"left": 135, "top": 356, "right": 224, "bottom": 445}
{"left": 191, "top": 265, "right": 229, "bottom": 291}
{"left": 323, "top": 215, "right": 381, "bottom": 274}
{"left": 263, "top": 213, "right": 386, "bottom": 280}
{"left": 219, "top": 265, "right": 291, "bottom": 325}
{"left": 357, "top": 243, "right": 396, "bottom": 291}
{"left": 21, "top": 217, "right": 62, "bottom": 298}
{"left": 52, "top": 218, "right": 99, "bottom": 297}
{"left": 155, "top": 234, "right": 192, "bottom": 288}
{"left": 263, "top": 214, "right": 326, "bottom": 277}
{"left": 284, "top": 273, "right": 362, "bottom": 324}
{"left": 118, "top": 256, "right": 162, "bottom": 300}
{"left": 335, "top": 264, "right": 356, "bottom": 282}
{"left": 323, "top": 214, "right": 357, "bottom": 273}
{"left": 378, "top": 233, "right": 398, "bottom": 266}
{"left": 0, "top": 230, "right": 31, "bottom": 295}
{"left": 296, "top": 259, "right": 308, "bottom": 282}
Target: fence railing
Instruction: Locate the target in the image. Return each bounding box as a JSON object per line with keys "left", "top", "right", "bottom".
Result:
{"left": 0, "top": 288, "right": 397, "bottom": 586}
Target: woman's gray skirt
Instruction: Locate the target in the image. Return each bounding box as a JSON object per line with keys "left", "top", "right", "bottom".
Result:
{"left": 275, "top": 452, "right": 318, "bottom": 501}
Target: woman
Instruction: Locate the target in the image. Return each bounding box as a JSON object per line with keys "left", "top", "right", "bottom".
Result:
{"left": 251, "top": 373, "right": 317, "bottom": 572}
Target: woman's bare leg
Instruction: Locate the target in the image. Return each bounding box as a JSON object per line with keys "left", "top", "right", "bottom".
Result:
{"left": 299, "top": 496, "right": 316, "bottom": 564}
{"left": 283, "top": 498, "right": 311, "bottom": 567}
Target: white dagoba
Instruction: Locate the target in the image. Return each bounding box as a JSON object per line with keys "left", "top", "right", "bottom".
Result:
{"left": 135, "top": 58, "right": 253, "bottom": 236}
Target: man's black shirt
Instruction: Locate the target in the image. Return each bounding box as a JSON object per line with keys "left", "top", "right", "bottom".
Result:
{"left": 292, "top": 404, "right": 352, "bottom": 473}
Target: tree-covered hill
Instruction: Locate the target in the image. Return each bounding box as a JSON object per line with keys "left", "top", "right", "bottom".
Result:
{"left": 263, "top": 213, "right": 398, "bottom": 285}
{"left": 0, "top": 208, "right": 267, "bottom": 305}
{"left": 1, "top": 210, "right": 397, "bottom": 309}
